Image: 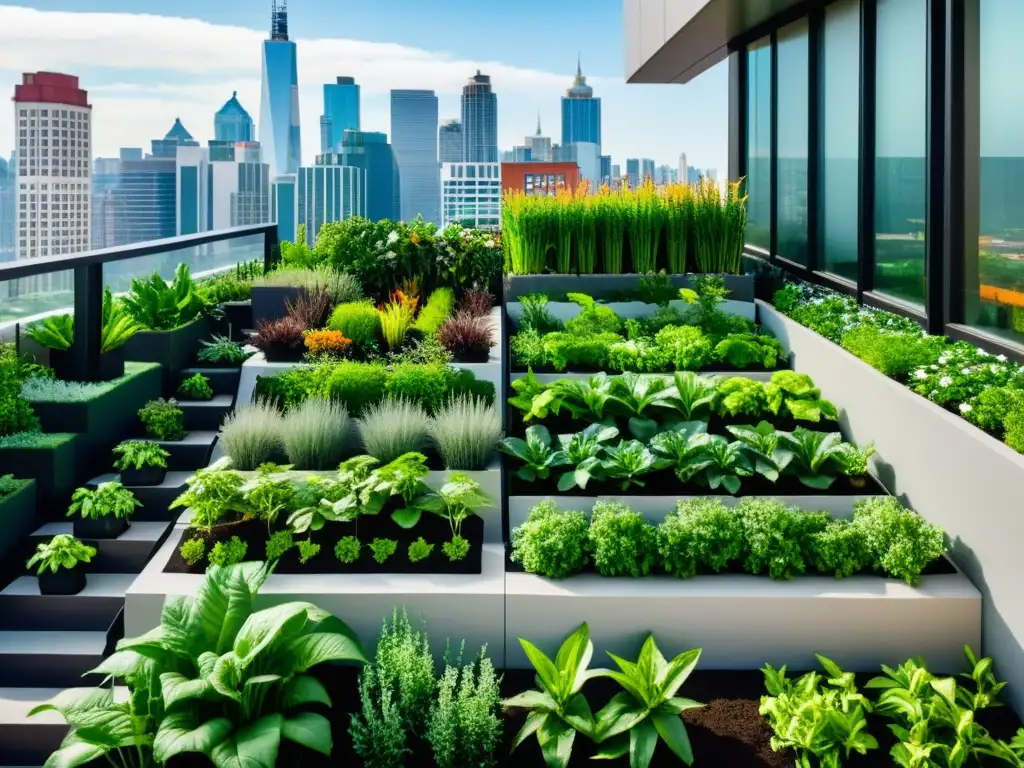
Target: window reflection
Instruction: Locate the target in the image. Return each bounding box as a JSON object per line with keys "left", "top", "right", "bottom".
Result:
{"left": 776, "top": 19, "right": 810, "bottom": 265}
{"left": 746, "top": 37, "right": 771, "bottom": 251}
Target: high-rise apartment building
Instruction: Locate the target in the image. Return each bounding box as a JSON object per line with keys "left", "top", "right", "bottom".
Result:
{"left": 338, "top": 130, "right": 400, "bottom": 222}
{"left": 625, "top": 158, "right": 640, "bottom": 188}
{"left": 271, "top": 174, "right": 296, "bottom": 245}
{"left": 14, "top": 72, "right": 91, "bottom": 274}
{"left": 641, "top": 159, "right": 656, "bottom": 183}
{"left": 321, "top": 77, "right": 359, "bottom": 153}
{"left": 259, "top": 0, "right": 301, "bottom": 177}
{"left": 678, "top": 153, "right": 688, "bottom": 185}
{"left": 0, "top": 156, "right": 15, "bottom": 264}
{"left": 215, "top": 91, "right": 254, "bottom": 143}
{"left": 526, "top": 115, "right": 553, "bottom": 162}
{"left": 561, "top": 57, "right": 601, "bottom": 147}
{"left": 176, "top": 141, "right": 270, "bottom": 235}
{"left": 91, "top": 157, "right": 120, "bottom": 250}
{"left": 439, "top": 119, "right": 463, "bottom": 164}
{"left": 296, "top": 156, "right": 365, "bottom": 245}
{"left": 151, "top": 118, "right": 199, "bottom": 159}
{"left": 390, "top": 89, "right": 439, "bottom": 224}
{"left": 461, "top": 71, "right": 498, "bottom": 163}
{"left": 441, "top": 162, "right": 500, "bottom": 229}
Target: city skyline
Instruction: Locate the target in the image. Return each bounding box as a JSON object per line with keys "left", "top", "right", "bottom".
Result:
{"left": 0, "top": 2, "right": 728, "bottom": 174}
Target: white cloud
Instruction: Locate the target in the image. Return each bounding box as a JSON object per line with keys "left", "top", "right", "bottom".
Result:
{"left": 0, "top": 4, "right": 728, "bottom": 171}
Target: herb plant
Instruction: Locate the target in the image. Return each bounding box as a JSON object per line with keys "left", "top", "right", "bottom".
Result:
{"left": 501, "top": 425, "right": 570, "bottom": 482}
{"left": 297, "top": 538, "right": 321, "bottom": 564}
{"left": 112, "top": 440, "right": 170, "bottom": 471}
{"left": 779, "top": 428, "right": 845, "bottom": 489}
{"left": 179, "top": 537, "right": 205, "bottom": 565}
{"left": 138, "top": 398, "right": 186, "bottom": 441}
{"left": 420, "top": 472, "right": 491, "bottom": 555}
{"left": 265, "top": 529, "right": 294, "bottom": 561}
{"left": 427, "top": 645, "right": 502, "bottom": 768}
{"left": 219, "top": 399, "right": 284, "bottom": 470}
{"left": 853, "top": 496, "right": 947, "bottom": 585}
{"left": 177, "top": 372, "right": 214, "bottom": 401}
{"left": 442, "top": 536, "right": 470, "bottom": 561}
{"left": 335, "top": 536, "right": 362, "bottom": 563}
{"left": 207, "top": 535, "right": 248, "bottom": 566}
{"left": 511, "top": 500, "right": 590, "bottom": 578}
{"left": 588, "top": 501, "right": 658, "bottom": 577}
{"left": 371, "top": 538, "right": 398, "bottom": 564}
{"left": 26, "top": 534, "right": 96, "bottom": 575}
{"left": 601, "top": 439, "right": 656, "bottom": 490}
{"left": 658, "top": 498, "right": 744, "bottom": 579}
{"left": 358, "top": 397, "right": 431, "bottom": 463}
{"left": 408, "top": 537, "right": 434, "bottom": 562}
{"left": 198, "top": 334, "right": 250, "bottom": 365}
{"left": 429, "top": 395, "right": 502, "bottom": 471}
{"left": 67, "top": 481, "right": 140, "bottom": 521}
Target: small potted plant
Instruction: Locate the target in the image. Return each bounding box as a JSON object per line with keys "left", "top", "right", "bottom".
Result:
{"left": 26, "top": 534, "right": 97, "bottom": 595}
{"left": 112, "top": 440, "right": 170, "bottom": 485}
{"left": 139, "top": 398, "right": 186, "bottom": 441}
{"left": 67, "top": 481, "right": 140, "bottom": 539}
{"left": 178, "top": 372, "right": 214, "bottom": 401}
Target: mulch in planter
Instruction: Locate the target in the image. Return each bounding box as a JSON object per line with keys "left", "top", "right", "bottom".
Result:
{"left": 506, "top": 461, "right": 886, "bottom": 498}
{"left": 164, "top": 513, "right": 483, "bottom": 576}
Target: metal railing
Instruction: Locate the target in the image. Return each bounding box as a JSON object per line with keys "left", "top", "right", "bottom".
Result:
{"left": 0, "top": 223, "right": 279, "bottom": 381}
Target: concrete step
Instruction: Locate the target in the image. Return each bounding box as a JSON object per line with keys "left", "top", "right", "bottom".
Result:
{"left": 29, "top": 522, "right": 172, "bottom": 574}
{"left": 179, "top": 394, "right": 234, "bottom": 432}
{"left": 0, "top": 573, "right": 133, "bottom": 632}
{"left": 155, "top": 430, "right": 218, "bottom": 472}
{"left": 0, "top": 686, "right": 127, "bottom": 765}
{"left": 89, "top": 471, "right": 191, "bottom": 521}
{"left": 178, "top": 367, "right": 240, "bottom": 397}
{"left": 0, "top": 632, "right": 107, "bottom": 688}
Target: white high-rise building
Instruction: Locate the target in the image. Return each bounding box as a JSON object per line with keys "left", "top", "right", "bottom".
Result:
{"left": 14, "top": 72, "right": 92, "bottom": 279}
{"left": 440, "top": 162, "right": 500, "bottom": 230}
{"left": 678, "top": 152, "right": 688, "bottom": 185}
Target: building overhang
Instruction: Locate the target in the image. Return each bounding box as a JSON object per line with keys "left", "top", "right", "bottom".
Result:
{"left": 624, "top": 0, "right": 807, "bottom": 84}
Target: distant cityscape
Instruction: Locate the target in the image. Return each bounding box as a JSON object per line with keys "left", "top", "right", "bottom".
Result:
{"left": 0, "top": 0, "right": 718, "bottom": 267}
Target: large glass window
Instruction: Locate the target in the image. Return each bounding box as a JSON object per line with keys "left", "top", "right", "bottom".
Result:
{"left": 776, "top": 19, "right": 810, "bottom": 264}
{"left": 746, "top": 37, "right": 772, "bottom": 251}
{"left": 874, "top": 0, "right": 928, "bottom": 305}
{"left": 820, "top": 0, "right": 861, "bottom": 280}
{"left": 969, "top": 0, "right": 1024, "bottom": 343}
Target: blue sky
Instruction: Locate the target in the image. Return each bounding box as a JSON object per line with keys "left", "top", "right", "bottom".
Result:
{"left": 0, "top": 1, "right": 728, "bottom": 173}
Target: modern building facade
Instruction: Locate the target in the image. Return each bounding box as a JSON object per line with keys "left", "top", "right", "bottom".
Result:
{"left": 461, "top": 71, "right": 498, "bottom": 163}
{"left": 561, "top": 57, "right": 602, "bottom": 147}
{"left": 13, "top": 72, "right": 91, "bottom": 271}
{"left": 271, "top": 174, "right": 297, "bottom": 244}
{"left": 600, "top": 155, "right": 612, "bottom": 186}
{"left": 439, "top": 119, "right": 463, "bottom": 164}
{"left": 441, "top": 162, "right": 500, "bottom": 229}
{"left": 91, "top": 157, "right": 120, "bottom": 250}
{"left": 554, "top": 141, "right": 601, "bottom": 187}
{"left": 321, "top": 77, "right": 359, "bottom": 153}
{"left": 176, "top": 141, "right": 270, "bottom": 235}
{"left": 259, "top": 0, "right": 301, "bottom": 178}
{"left": 390, "top": 89, "right": 439, "bottom": 224}
{"left": 625, "top": 158, "right": 640, "bottom": 188}
{"left": 0, "top": 156, "right": 15, "bottom": 264}
{"left": 526, "top": 115, "right": 553, "bottom": 163}
{"left": 215, "top": 91, "right": 254, "bottom": 143}
{"left": 502, "top": 161, "right": 581, "bottom": 195}
{"left": 338, "top": 130, "right": 400, "bottom": 222}
{"left": 296, "top": 158, "right": 365, "bottom": 245}
{"left": 641, "top": 158, "right": 656, "bottom": 184}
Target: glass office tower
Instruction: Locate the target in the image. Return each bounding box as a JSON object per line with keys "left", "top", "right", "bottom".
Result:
{"left": 390, "top": 90, "right": 440, "bottom": 224}
{"left": 461, "top": 71, "right": 498, "bottom": 163}
{"left": 259, "top": 0, "right": 301, "bottom": 178}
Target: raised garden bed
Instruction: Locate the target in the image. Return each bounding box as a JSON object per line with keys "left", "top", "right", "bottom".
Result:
{"left": 0, "top": 433, "right": 78, "bottom": 512}
{"left": 120, "top": 315, "right": 212, "bottom": 381}
{"left": 0, "top": 479, "right": 36, "bottom": 562}
{"left": 48, "top": 348, "right": 124, "bottom": 382}
{"left": 505, "top": 273, "right": 756, "bottom": 302}
{"left": 218, "top": 299, "right": 253, "bottom": 341}
{"left": 251, "top": 285, "right": 304, "bottom": 326}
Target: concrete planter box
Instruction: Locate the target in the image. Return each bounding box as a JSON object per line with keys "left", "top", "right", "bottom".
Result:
{"left": 0, "top": 480, "right": 36, "bottom": 563}
{"left": 121, "top": 316, "right": 212, "bottom": 382}
{"left": 504, "top": 568, "right": 981, "bottom": 673}
{"left": 0, "top": 434, "right": 78, "bottom": 513}
{"left": 509, "top": 370, "right": 777, "bottom": 384}
{"left": 451, "top": 306, "right": 503, "bottom": 405}
{"left": 507, "top": 298, "right": 755, "bottom": 326}
{"left": 507, "top": 494, "right": 885, "bottom": 532}
{"left": 758, "top": 299, "right": 1024, "bottom": 710}
{"left": 236, "top": 351, "right": 305, "bottom": 406}
{"left": 251, "top": 286, "right": 304, "bottom": 327}
{"left": 125, "top": 527, "right": 506, "bottom": 663}
{"left": 504, "top": 273, "right": 755, "bottom": 302}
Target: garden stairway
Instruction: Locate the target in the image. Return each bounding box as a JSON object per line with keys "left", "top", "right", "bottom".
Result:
{"left": 0, "top": 365, "right": 241, "bottom": 766}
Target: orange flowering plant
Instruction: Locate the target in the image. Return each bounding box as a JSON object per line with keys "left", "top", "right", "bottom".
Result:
{"left": 303, "top": 329, "right": 352, "bottom": 357}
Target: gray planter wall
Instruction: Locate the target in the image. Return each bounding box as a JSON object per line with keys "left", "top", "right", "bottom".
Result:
{"left": 759, "top": 300, "right": 1024, "bottom": 711}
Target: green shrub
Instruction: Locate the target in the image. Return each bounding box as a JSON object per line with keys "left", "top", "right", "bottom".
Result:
{"left": 349, "top": 665, "right": 409, "bottom": 766}
{"left": 413, "top": 288, "right": 455, "bottom": 334}
{"left": 965, "top": 386, "right": 1024, "bottom": 434}
{"left": 840, "top": 325, "right": 945, "bottom": 379}
{"left": 565, "top": 303, "right": 622, "bottom": 336}
{"left": 179, "top": 537, "right": 205, "bottom": 566}
{"left": 510, "top": 328, "right": 546, "bottom": 368}
{"left": 658, "top": 498, "right": 744, "bottom": 579}
{"left": 1005, "top": 405, "right": 1024, "bottom": 454}
{"left": 324, "top": 361, "right": 389, "bottom": 415}
{"left": 265, "top": 530, "right": 294, "bottom": 561}
{"left": 542, "top": 331, "right": 619, "bottom": 371}
{"left": 656, "top": 325, "right": 714, "bottom": 370}
{"left": 138, "top": 398, "right": 186, "bottom": 441}
{"left": 607, "top": 337, "right": 671, "bottom": 373}
{"left": 810, "top": 519, "right": 871, "bottom": 579}
{"left": 335, "top": 536, "right": 361, "bottom": 563}
{"left": 0, "top": 347, "right": 39, "bottom": 438}
{"left": 358, "top": 397, "right": 431, "bottom": 463}
{"left": 737, "top": 498, "right": 829, "bottom": 580}
{"left": 852, "top": 497, "right": 946, "bottom": 585}
{"left": 429, "top": 395, "right": 501, "bottom": 470}
{"left": 715, "top": 377, "right": 766, "bottom": 418}
{"left": 207, "top": 535, "right": 247, "bottom": 567}
{"left": 328, "top": 300, "right": 382, "bottom": 344}
{"left": 427, "top": 647, "right": 502, "bottom": 768}
{"left": 511, "top": 500, "right": 589, "bottom": 578}
{"left": 177, "top": 373, "right": 213, "bottom": 401}
{"left": 448, "top": 368, "right": 496, "bottom": 405}
{"left": 587, "top": 500, "right": 657, "bottom": 578}
{"left": 219, "top": 399, "right": 284, "bottom": 470}
{"left": 442, "top": 535, "right": 470, "bottom": 561}
{"left": 384, "top": 362, "right": 451, "bottom": 414}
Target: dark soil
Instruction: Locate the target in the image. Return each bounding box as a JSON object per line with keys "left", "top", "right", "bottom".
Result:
{"left": 505, "top": 458, "right": 884, "bottom": 498}
{"left": 164, "top": 514, "right": 483, "bottom": 576}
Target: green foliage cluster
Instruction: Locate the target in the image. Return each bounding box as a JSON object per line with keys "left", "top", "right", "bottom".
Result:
{"left": 26, "top": 533, "right": 96, "bottom": 575}
{"left": 197, "top": 334, "right": 251, "bottom": 365}
{"left": 350, "top": 610, "right": 502, "bottom": 767}
{"left": 412, "top": 287, "right": 456, "bottom": 334}
{"left": 775, "top": 280, "right": 1024, "bottom": 456}
{"left": 0, "top": 344, "right": 40, "bottom": 438}
{"left": 112, "top": 440, "right": 169, "bottom": 471}
{"left": 512, "top": 496, "right": 947, "bottom": 585}
{"left": 177, "top": 372, "right": 213, "bottom": 401}
{"left": 67, "top": 481, "right": 140, "bottom": 521}
{"left": 0, "top": 473, "right": 28, "bottom": 498}
{"left": 138, "top": 398, "right": 186, "bottom": 441}
{"left": 26, "top": 287, "right": 140, "bottom": 353}
{"left": 122, "top": 263, "right": 211, "bottom": 330}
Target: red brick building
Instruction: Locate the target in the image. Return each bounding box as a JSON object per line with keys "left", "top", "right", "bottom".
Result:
{"left": 501, "top": 162, "right": 580, "bottom": 196}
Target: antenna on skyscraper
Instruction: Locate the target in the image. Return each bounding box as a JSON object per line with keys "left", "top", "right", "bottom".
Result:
{"left": 270, "top": 0, "right": 289, "bottom": 41}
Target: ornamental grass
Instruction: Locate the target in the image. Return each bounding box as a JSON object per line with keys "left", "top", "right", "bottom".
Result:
{"left": 501, "top": 178, "right": 749, "bottom": 276}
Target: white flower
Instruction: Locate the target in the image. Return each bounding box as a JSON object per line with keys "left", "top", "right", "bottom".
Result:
{"left": 914, "top": 369, "right": 928, "bottom": 380}
{"left": 959, "top": 403, "right": 973, "bottom": 414}
{"left": 961, "top": 367, "right": 972, "bottom": 375}
{"left": 997, "top": 354, "right": 1008, "bottom": 362}
{"left": 939, "top": 376, "right": 953, "bottom": 387}
{"left": 939, "top": 355, "right": 951, "bottom": 365}
{"left": 991, "top": 364, "right": 1002, "bottom": 374}
{"left": 930, "top": 364, "right": 939, "bottom": 370}
{"left": 386, "top": 230, "right": 399, "bottom": 245}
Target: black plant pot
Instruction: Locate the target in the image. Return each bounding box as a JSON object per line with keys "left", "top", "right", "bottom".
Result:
{"left": 73, "top": 516, "right": 130, "bottom": 540}
{"left": 50, "top": 348, "right": 124, "bottom": 382}
{"left": 259, "top": 342, "right": 305, "bottom": 363}
{"left": 120, "top": 466, "right": 166, "bottom": 486}
{"left": 39, "top": 569, "right": 86, "bottom": 596}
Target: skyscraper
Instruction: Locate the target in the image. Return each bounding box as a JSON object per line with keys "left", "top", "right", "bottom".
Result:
{"left": 600, "top": 155, "right": 612, "bottom": 186}
{"left": 441, "top": 162, "right": 500, "bottom": 229}
{"left": 297, "top": 156, "right": 365, "bottom": 245}
{"left": 215, "top": 91, "right": 254, "bottom": 143}
{"left": 526, "top": 113, "right": 552, "bottom": 162}
{"left": 678, "top": 153, "right": 688, "bottom": 185}
{"left": 461, "top": 71, "right": 498, "bottom": 163}
{"left": 439, "top": 119, "right": 463, "bottom": 164}
{"left": 259, "top": 0, "right": 301, "bottom": 177}
{"left": 641, "top": 159, "right": 656, "bottom": 183}
{"left": 561, "top": 56, "right": 601, "bottom": 147}
{"left": 150, "top": 118, "right": 199, "bottom": 159}
{"left": 321, "top": 77, "right": 359, "bottom": 152}
{"left": 626, "top": 158, "right": 640, "bottom": 188}
{"left": 91, "top": 157, "right": 121, "bottom": 250}
{"left": 176, "top": 141, "right": 270, "bottom": 234}
{"left": 339, "top": 130, "right": 400, "bottom": 222}
{"left": 14, "top": 72, "right": 91, "bottom": 266}
{"left": 390, "top": 90, "right": 439, "bottom": 224}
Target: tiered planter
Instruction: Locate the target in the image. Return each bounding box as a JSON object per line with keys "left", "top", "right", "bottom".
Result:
{"left": 250, "top": 285, "right": 304, "bottom": 326}
{"left": 121, "top": 316, "right": 211, "bottom": 386}
{"left": 0, "top": 480, "right": 37, "bottom": 563}
{"left": 0, "top": 434, "right": 78, "bottom": 512}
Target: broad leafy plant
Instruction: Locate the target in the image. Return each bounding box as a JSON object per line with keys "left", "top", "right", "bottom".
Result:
{"left": 727, "top": 421, "right": 793, "bottom": 483}
{"left": 122, "top": 263, "right": 211, "bottom": 330}
{"left": 697, "top": 435, "right": 753, "bottom": 494}
{"left": 649, "top": 424, "right": 713, "bottom": 483}
{"left": 601, "top": 439, "right": 657, "bottom": 491}
{"left": 26, "top": 534, "right": 96, "bottom": 575}
{"left": 550, "top": 374, "right": 615, "bottom": 421}
{"left": 663, "top": 371, "right": 718, "bottom": 421}
{"left": 170, "top": 460, "right": 247, "bottom": 533}
{"left": 608, "top": 374, "right": 673, "bottom": 440}
{"left": 29, "top": 562, "right": 367, "bottom": 768}
{"left": 502, "top": 623, "right": 605, "bottom": 768}
{"left": 508, "top": 370, "right": 560, "bottom": 423}
{"left": 112, "top": 440, "right": 170, "bottom": 471}
{"left": 199, "top": 335, "right": 251, "bottom": 365}
{"left": 27, "top": 287, "right": 140, "bottom": 353}
{"left": 591, "top": 634, "right": 703, "bottom": 767}
{"left": 362, "top": 452, "right": 431, "bottom": 526}
{"left": 501, "top": 425, "right": 570, "bottom": 482}
{"left": 67, "top": 481, "right": 141, "bottom": 521}
{"left": 556, "top": 423, "right": 619, "bottom": 491}
{"left": 764, "top": 371, "right": 840, "bottom": 424}
{"left": 419, "top": 472, "right": 492, "bottom": 557}
{"left": 780, "top": 428, "right": 846, "bottom": 490}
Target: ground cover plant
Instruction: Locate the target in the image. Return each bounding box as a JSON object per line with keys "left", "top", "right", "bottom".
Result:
{"left": 510, "top": 277, "right": 784, "bottom": 373}
{"left": 503, "top": 178, "right": 747, "bottom": 275}
{"left": 501, "top": 370, "right": 868, "bottom": 496}
{"left": 774, "top": 280, "right": 1024, "bottom": 457}
{"left": 510, "top": 496, "right": 948, "bottom": 585}
{"left": 166, "top": 453, "right": 494, "bottom": 575}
